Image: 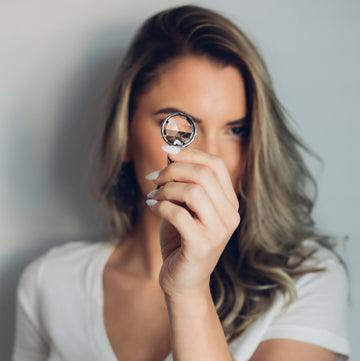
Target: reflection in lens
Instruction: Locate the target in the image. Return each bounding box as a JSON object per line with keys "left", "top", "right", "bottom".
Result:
{"left": 161, "top": 112, "right": 196, "bottom": 147}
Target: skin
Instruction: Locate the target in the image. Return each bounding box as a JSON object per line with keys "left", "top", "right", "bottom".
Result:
{"left": 103, "top": 56, "right": 339, "bottom": 361}
{"left": 129, "top": 56, "right": 245, "bottom": 295}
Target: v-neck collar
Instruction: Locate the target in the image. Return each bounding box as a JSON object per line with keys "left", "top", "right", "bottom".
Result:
{"left": 88, "top": 241, "right": 173, "bottom": 361}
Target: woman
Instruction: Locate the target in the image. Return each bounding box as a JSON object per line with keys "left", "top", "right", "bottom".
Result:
{"left": 13, "top": 5, "right": 349, "bottom": 361}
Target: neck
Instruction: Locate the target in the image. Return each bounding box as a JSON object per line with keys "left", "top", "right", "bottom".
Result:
{"left": 112, "top": 207, "right": 163, "bottom": 281}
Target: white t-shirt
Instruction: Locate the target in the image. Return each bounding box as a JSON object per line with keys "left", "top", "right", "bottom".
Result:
{"left": 12, "top": 240, "right": 350, "bottom": 361}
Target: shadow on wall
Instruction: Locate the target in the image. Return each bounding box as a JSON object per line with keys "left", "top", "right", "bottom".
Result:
{"left": 1, "top": 23, "right": 135, "bottom": 360}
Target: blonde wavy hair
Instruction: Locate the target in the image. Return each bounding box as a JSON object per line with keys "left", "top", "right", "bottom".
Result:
{"left": 98, "top": 5, "right": 331, "bottom": 342}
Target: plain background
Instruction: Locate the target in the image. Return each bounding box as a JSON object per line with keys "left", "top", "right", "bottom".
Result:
{"left": 1, "top": 0, "right": 359, "bottom": 359}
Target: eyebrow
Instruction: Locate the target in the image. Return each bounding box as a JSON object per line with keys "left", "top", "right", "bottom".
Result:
{"left": 154, "top": 107, "right": 249, "bottom": 125}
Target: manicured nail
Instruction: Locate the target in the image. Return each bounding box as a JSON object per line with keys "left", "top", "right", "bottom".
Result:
{"left": 162, "top": 145, "right": 181, "bottom": 154}
{"left": 145, "top": 170, "right": 160, "bottom": 180}
{"left": 147, "top": 189, "right": 158, "bottom": 198}
{"left": 146, "top": 199, "right": 158, "bottom": 206}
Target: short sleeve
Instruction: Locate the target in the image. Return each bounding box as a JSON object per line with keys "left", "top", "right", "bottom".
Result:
{"left": 12, "top": 257, "right": 50, "bottom": 361}
{"left": 262, "top": 249, "right": 350, "bottom": 360}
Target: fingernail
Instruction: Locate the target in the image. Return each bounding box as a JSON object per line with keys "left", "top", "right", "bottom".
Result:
{"left": 161, "top": 145, "right": 181, "bottom": 154}
{"left": 147, "top": 189, "right": 158, "bottom": 198}
{"left": 145, "top": 170, "right": 160, "bottom": 180}
{"left": 146, "top": 199, "right": 158, "bottom": 206}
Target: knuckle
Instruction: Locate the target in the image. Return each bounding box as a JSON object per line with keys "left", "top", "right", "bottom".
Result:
{"left": 234, "top": 212, "right": 241, "bottom": 227}
{"left": 236, "top": 194, "right": 240, "bottom": 206}
{"left": 234, "top": 197, "right": 240, "bottom": 211}
{"left": 213, "top": 155, "right": 226, "bottom": 170}
{"left": 230, "top": 212, "right": 241, "bottom": 230}
{"left": 170, "top": 206, "right": 185, "bottom": 221}
{"left": 156, "top": 200, "right": 168, "bottom": 213}
{"left": 205, "top": 153, "right": 226, "bottom": 173}
{"left": 166, "top": 163, "right": 177, "bottom": 179}
{"left": 196, "top": 165, "right": 212, "bottom": 180}
{"left": 217, "top": 226, "right": 229, "bottom": 243}
{"left": 185, "top": 184, "right": 202, "bottom": 200}
{"left": 161, "top": 182, "right": 171, "bottom": 195}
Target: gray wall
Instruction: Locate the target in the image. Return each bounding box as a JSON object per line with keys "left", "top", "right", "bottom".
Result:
{"left": 1, "top": 0, "right": 359, "bottom": 359}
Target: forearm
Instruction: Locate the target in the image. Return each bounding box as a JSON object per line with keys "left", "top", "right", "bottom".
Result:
{"left": 165, "top": 286, "right": 233, "bottom": 361}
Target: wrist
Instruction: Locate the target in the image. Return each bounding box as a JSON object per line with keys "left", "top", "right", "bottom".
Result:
{"left": 163, "top": 282, "right": 213, "bottom": 310}
{"left": 163, "top": 281, "right": 232, "bottom": 361}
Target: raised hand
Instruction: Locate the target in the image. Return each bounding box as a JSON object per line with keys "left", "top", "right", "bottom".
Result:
{"left": 146, "top": 146, "right": 240, "bottom": 298}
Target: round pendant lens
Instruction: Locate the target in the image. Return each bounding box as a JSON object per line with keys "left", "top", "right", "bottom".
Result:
{"left": 161, "top": 112, "right": 196, "bottom": 147}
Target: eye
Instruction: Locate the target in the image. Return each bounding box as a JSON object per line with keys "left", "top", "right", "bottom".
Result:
{"left": 227, "top": 125, "right": 249, "bottom": 138}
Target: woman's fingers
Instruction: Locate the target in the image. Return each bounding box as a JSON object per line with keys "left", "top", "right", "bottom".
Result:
{"left": 145, "top": 146, "right": 241, "bottom": 245}
{"left": 148, "top": 181, "right": 240, "bottom": 239}
{"left": 148, "top": 182, "right": 219, "bottom": 227}
{"left": 148, "top": 199, "right": 198, "bottom": 244}
{"left": 165, "top": 147, "right": 239, "bottom": 210}
{"left": 145, "top": 147, "right": 242, "bottom": 294}
{"left": 150, "top": 161, "right": 239, "bottom": 228}
{"left": 148, "top": 199, "right": 231, "bottom": 260}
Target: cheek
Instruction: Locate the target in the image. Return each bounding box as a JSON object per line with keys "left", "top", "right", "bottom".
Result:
{"left": 228, "top": 160, "right": 242, "bottom": 188}
{"left": 130, "top": 128, "right": 167, "bottom": 195}
{"left": 135, "top": 143, "right": 165, "bottom": 174}
{"left": 224, "top": 145, "right": 246, "bottom": 191}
